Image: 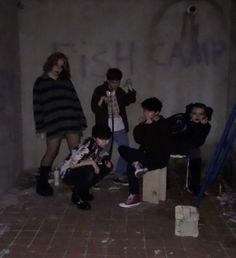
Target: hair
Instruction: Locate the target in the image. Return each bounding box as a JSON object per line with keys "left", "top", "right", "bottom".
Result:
{"left": 185, "top": 102, "right": 213, "bottom": 121}
{"left": 92, "top": 124, "right": 112, "bottom": 139}
{"left": 106, "top": 68, "right": 123, "bottom": 81}
{"left": 141, "top": 97, "right": 163, "bottom": 112}
{"left": 43, "top": 52, "right": 71, "bottom": 80}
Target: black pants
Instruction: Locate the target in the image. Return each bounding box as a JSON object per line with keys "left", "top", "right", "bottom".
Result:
{"left": 118, "top": 146, "right": 162, "bottom": 195}
{"left": 63, "top": 164, "right": 110, "bottom": 200}
{"left": 171, "top": 148, "right": 202, "bottom": 194}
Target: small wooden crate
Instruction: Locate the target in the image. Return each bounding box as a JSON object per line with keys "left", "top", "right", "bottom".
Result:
{"left": 142, "top": 167, "right": 167, "bottom": 204}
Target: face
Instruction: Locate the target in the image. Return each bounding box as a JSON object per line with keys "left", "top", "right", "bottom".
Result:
{"left": 190, "top": 107, "right": 206, "bottom": 123}
{"left": 95, "top": 137, "right": 109, "bottom": 149}
{"left": 107, "top": 80, "right": 120, "bottom": 91}
{"left": 50, "top": 58, "right": 65, "bottom": 78}
{"left": 143, "top": 109, "right": 159, "bottom": 121}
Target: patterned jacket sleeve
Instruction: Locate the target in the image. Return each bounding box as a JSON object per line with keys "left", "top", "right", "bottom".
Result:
{"left": 60, "top": 138, "right": 91, "bottom": 177}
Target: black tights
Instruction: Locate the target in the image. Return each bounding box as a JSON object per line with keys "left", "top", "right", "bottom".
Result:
{"left": 40, "top": 133, "right": 80, "bottom": 167}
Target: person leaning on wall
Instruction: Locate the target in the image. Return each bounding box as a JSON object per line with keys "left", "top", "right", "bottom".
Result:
{"left": 33, "top": 52, "right": 87, "bottom": 196}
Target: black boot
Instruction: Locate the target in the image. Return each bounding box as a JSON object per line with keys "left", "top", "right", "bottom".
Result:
{"left": 36, "top": 166, "right": 53, "bottom": 196}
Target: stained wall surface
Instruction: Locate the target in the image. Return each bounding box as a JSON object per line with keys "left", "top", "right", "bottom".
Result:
{"left": 17, "top": 0, "right": 230, "bottom": 170}
{"left": 0, "top": 1, "right": 22, "bottom": 195}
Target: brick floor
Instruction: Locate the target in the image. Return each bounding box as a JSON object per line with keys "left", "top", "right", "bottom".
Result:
{"left": 0, "top": 174, "right": 236, "bottom": 258}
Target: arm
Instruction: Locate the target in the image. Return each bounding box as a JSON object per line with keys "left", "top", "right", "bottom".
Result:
{"left": 33, "top": 79, "right": 45, "bottom": 133}
{"left": 91, "top": 86, "right": 107, "bottom": 114}
{"left": 133, "top": 122, "right": 151, "bottom": 146}
{"left": 70, "top": 82, "right": 87, "bottom": 129}
{"left": 70, "top": 159, "right": 100, "bottom": 174}
{"left": 187, "top": 122, "right": 211, "bottom": 148}
{"left": 119, "top": 87, "right": 136, "bottom": 106}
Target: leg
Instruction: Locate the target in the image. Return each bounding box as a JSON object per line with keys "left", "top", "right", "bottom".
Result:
{"left": 119, "top": 163, "right": 141, "bottom": 208}
{"left": 186, "top": 148, "right": 202, "bottom": 194}
{"left": 126, "top": 163, "right": 140, "bottom": 194}
{"left": 37, "top": 136, "right": 62, "bottom": 196}
{"left": 113, "top": 130, "right": 129, "bottom": 178}
{"left": 70, "top": 166, "right": 95, "bottom": 210}
{"left": 118, "top": 146, "right": 148, "bottom": 166}
{"left": 40, "top": 136, "right": 63, "bottom": 166}
{"left": 91, "top": 164, "right": 111, "bottom": 186}
{"left": 189, "top": 158, "right": 202, "bottom": 195}
{"left": 65, "top": 133, "right": 80, "bottom": 151}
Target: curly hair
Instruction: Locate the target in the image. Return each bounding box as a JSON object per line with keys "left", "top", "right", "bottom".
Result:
{"left": 43, "top": 52, "right": 71, "bottom": 80}
{"left": 185, "top": 102, "right": 213, "bottom": 121}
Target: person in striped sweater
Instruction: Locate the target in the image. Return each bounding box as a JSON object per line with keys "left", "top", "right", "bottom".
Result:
{"left": 33, "top": 52, "right": 87, "bottom": 196}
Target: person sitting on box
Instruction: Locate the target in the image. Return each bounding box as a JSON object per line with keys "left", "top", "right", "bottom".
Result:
{"left": 118, "top": 97, "right": 172, "bottom": 208}
{"left": 168, "top": 102, "right": 213, "bottom": 195}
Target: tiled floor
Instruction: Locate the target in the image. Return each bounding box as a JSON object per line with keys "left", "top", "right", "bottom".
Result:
{"left": 0, "top": 173, "right": 236, "bottom": 258}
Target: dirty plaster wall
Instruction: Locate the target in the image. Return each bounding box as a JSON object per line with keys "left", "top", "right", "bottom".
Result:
{"left": 0, "top": 1, "right": 22, "bottom": 195}
{"left": 18, "top": 0, "right": 230, "bottom": 171}
{"left": 224, "top": 0, "right": 236, "bottom": 190}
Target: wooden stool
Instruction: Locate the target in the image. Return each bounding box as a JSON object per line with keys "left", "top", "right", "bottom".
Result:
{"left": 142, "top": 167, "right": 167, "bottom": 204}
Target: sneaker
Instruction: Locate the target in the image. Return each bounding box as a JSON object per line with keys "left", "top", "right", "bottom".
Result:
{"left": 71, "top": 192, "right": 94, "bottom": 204}
{"left": 76, "top": 200, "right": 91, "bottom": 210}
{"left": 134, "top": 162, "right": 148, "bottom": 178}
{"left": 119, "top": 194, "right": 141, "bottom": 208}
{"left": 92, "top": 183, "right": 101, "bottom": 190}
{"left": 113, "top": 177, "right": 128, "bottom": 186}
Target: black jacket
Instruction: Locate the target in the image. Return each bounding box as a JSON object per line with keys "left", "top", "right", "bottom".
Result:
{"left": 133, "top": 116, "right": 172, "bottom": 168}
{"left": 168, "top": 113, "right": 211, "bottom": 154}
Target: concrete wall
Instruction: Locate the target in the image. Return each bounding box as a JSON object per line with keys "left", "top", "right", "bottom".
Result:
{"left": 0, "top": 0, "right": 22, "bottom": 195}
{"left": 18, "top": 0, "right": 230, "bottom": 171}
{"left": 223, "top": 0, "right": 236, "bottom": 190}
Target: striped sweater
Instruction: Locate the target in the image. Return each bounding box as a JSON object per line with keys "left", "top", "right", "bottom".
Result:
{"left": 33, "top": 74, "right": 87, "bottom": 138}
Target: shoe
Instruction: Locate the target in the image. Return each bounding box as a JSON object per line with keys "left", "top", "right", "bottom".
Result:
{"left": 113, "top": 177, "right": 128, "bottom": 186}
{"left": 36, "top": 175, "right": 53, "bottom": 196}
{"left": 36, "top": 167, "right": 54, "bottom": 196}
{"left": 134, "top": 162, "right": 148, "bottom": 178}
{"left": 119, "top": 194, "right": 141, "bottom": 208}
{"left": 76, "top": 200, "right": 91, "bottom": 210}
{"left": 92, "top": 183, "right": 101, "bottom": 190}
{"left": 71, "top": 192, "right": 94, "bottom": 204}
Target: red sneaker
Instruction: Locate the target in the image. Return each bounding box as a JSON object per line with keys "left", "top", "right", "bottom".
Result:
{"left": 119, "top": 194, "right": 141, "bottom": 208}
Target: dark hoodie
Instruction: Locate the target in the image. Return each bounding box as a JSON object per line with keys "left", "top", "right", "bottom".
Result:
{"left": 133, "top": 116, "right": 172, "bottom": 168}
